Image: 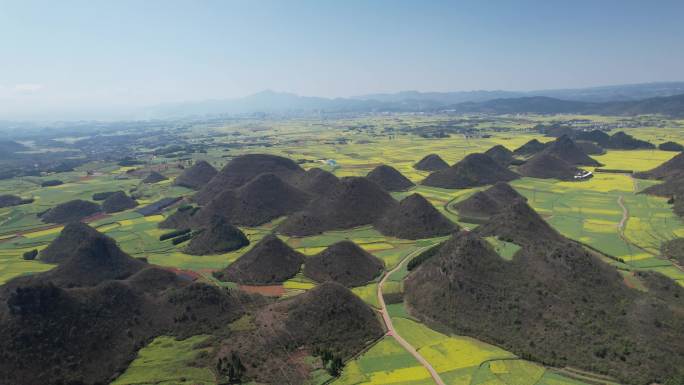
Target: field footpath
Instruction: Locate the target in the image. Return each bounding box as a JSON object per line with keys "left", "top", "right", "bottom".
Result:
{"left": 616, "top": 194, "right": 684, "bottom": 273}
{"left": 376, "top": 247, "right": 447, "bottom": 385}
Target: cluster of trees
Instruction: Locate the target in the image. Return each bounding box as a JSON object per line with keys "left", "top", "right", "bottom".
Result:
{"left": 313, "top": 347, "right": 343, "bottom": 377}
{"left": 216, "top": 352, "right": 246, "bottom": 384}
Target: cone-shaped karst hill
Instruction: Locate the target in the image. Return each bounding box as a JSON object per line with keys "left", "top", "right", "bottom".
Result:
{"left": 215, "top": 234, "right": 304, "bottom": 284}
{"left": 143, "top": 171, "right": 168, "bottom": 184}
{"left": 184, "top": 215, "right": 249, "bottom": 255}
{"left": 513, "top": 139, "right": 547, "bottom": 156}
{"left": 541, "top": 135, "right": 600, "bottom": 166}
{"left": 278, "top": 176, "right": 397, "bottom": 236}
{"left": 518, "top": 153, "right": 583, "bottom": 180}
{"left": 303, "top": 240, "right": 383, "bottom": 287}
{"left": 34, "top": 225, "right": 146, "bottom": 287}
{"left": 484, "top": 145, "right": 515, "bottom": 166}
{"left": 194, "top": 154, "right": 304, "bottom": 204}
{"left": 40, "top": 200, "right": 101, "bottom": 224}
{"left": 174, "top": 160, "right": 218, "bottom": 189}
{"left": 422, "top": 153, "right": 519, "bottom": 189}
{"left": 194, "top": 172, "right": 311, "bottom": 227}
{"left": 414, "top": 153, "right": 449, "bottom": 171}
{"left": 102, "top": 191, "right": 138, "bottom": 213}
{"left": 40, "top": 222, "right": 103, "bottom": 263}
{"left": 375, "top": 193, "right": 456, "bottom": 239}
{"left": 454, "top": 182, "right": 526, "bottom": 219}
{"left": 366, "top": 164, "right": 415, "bottom": 191}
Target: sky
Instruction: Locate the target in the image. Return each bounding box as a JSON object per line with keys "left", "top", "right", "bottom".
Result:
{"left": 1, "top": 0, "right": 683, "bottom": 119}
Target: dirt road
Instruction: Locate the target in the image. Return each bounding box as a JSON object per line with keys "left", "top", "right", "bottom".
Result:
{"left": 376, "top": 248, "right": 446, "bottom": 385}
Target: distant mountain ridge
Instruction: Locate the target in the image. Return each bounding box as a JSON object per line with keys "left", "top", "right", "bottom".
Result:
{"left": 137, "top": 82, "right": 684, "bottom": 119}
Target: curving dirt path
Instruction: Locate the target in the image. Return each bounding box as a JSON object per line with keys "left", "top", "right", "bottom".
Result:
{"left": 617, "top": 195, "right": 629, "bottom": 235}
{"left": 376, "top": 247, "right": 446, "bottom": 385}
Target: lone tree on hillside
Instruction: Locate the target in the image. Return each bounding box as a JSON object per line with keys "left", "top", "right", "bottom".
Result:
{"left": 217, "top": 352, "right": 246, "bottom": 384}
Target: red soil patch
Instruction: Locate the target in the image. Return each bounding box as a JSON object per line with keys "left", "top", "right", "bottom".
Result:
{"left": 239, "top": 284, "right": 286, "bottom": 297}
{"left": 622, "top": 272, "right": 636, "bottom": 289}
{"left": 158, "top": 266, "right": 202, "bottom": 281}
{"left": 83, "top": 213, "right": 111, "bottom": 223}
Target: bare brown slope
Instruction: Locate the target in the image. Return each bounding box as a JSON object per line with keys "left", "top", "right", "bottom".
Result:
{"left": 542, "top": 135, "right": 601, "bottom": 166}
{"left": 405, "top": 229, "right": 684, "bottom": 385}
{"left": 174, "top": 160, "right": 218, "bottom": 189}
{"left": 184, "top": 215, "right": 249, "bottom": 255}
{"left": 414, "top": 153, "right": 449, "bottom": 171}
{"left": 367, "top": 164, "right": 415, "bottom": 191}
{"left": 454, "top": 182, "right": 526, "bottom": 219}
{"left": 278, "top": 176, "right": 398, "bottom": 236}
{"left": 194, "top": 153, "right": 304, "bottom": 204}
{"left": 216, "top": 234, "right": 305, "bottom": 284}
{"left": 195, "top": 173, "right": 311, "bottom": 227}
{"left": 518, "top": 153, "right": 583, "bottom": 180}
{"left": 484, "top": 145, "right": 515, "bottom": 166}
{"left": 40, "top": 199, "right": 101, "bottom": 224}
{"left": 303, "top": 240, "right": 384, "bottom": 287}
{"left": 375, "top": 193, "right": 457, "bottom": 239}
{"left": 421, "top": 153, "right": 519, "bottom": 189}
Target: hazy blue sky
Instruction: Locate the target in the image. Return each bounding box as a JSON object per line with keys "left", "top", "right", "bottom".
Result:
{"left": 1, "top": 0, "right": 683, "bottom": 118}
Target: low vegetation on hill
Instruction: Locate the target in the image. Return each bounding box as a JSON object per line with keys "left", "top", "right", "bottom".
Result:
{"left": 659, "top": 141, "right": 684, "bottom": 152}
{"left": 39, "top": 199, "right": 101, "bottom": 224}
{"left": 541, "top": 135, "right": 601, "bottom": 166}
{"left": 215, "top": 282, "right": 383, "bottom": 384}
{"left": 0, "top": 194, "right": 33, "bottom": 208}
{"left": 375, "top": 193, "right": 456, "bottom": 239}
{"left": 39, "top": 222, "right": 103, "bottom": 263}
{"left": 194, "top": 154, "right": 304, "bottom": 204}
{"left": 173, "top": 160, "right": 218, "bottom": 189}
{"left": 422, "top": 153, "right": 519, "bottom": 188}
{"left": 405, "top": 197, "right": 684, "bottom": 385}
{"left": 636, "top": 152, "right": 684, "bottom": 217}
{"left": 303, "top": 240, "right": 384, "bottom": 287}
{"left": 484, "top": 144, "right": 515, "bottom": 165}
{"left": 102, "top": 191, "right": 138, "bottom": 213}
{"left": 661, "top": 238, "right": 684, "bottom": 265}
{"left": 194, "top": 173, "right": 311, "bottom": 227}
{"left": 184, "top": 216, "right": 249, "bottom": 255}
{"left": 215, "top": 234, "right": 305, "bottom": 284}
{"left": 413, "top": 153, "right": 449, "bottom": 171}
{"left": 518, "top": 152, "right": 583, "bottom": 180}
{"left": 454, "top": 182, "right": 526, "bottom": 220}
{"left": 278, "top": 176, "right": 397, "bottom": 236}
{"left": 366, "top": 164, "right": 415, "bottom": 191}
{"left": 142, "top": 171, "right": 167, "bottom": 184}
{"left": 575, "top": 140, "right": 605, "bottom": 155}
{"left": 513, "top": 139, "right": 547, "bottom": 156}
